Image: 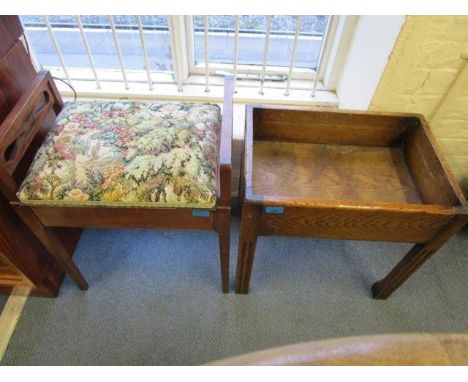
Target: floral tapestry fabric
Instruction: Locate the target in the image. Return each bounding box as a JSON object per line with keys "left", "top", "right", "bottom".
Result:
{"left": 17, "top": 101, "right": 221, "bottom": 208}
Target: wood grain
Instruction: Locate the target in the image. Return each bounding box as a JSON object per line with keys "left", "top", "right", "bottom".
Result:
{"left": 29, "top": 204, "right": 216, "bottom": 230}
{"left": 235, "top": 203, "right": 259, "bottom": 294}
{"left": 236, "top": 105, "right": 466, "bottom": 297}
{"left": 0, "top": 16, "right": 83, "bottom": 297}
{"left": 251, "top": 105, "right": 415, "bottom": 146}
{"left": 0, "top": 41, "right": 36, "bottom": 124}
{"left": 0, "top": 255, "right": 26, "bottom": 287}
{"left": 0, "top": 16, "right": 23, "bottom": 59}
{"left": 11, "top": 204, "right": 89, "bottom": 290}
{"left": 0, "top": 71, "right": 57, "bottom": 177}
{"left": 404, "top": 119, "right": 464, "bottom": 206}
{"left": 207, "top": 333, "right": 468, "bottom": 365}
{"left": 214, "top": 208, "right": 231, "bottom": 293}
{"left": 255, "top": 204, "right": 454, "bottom": 243}
{"left": 372, "top": 214, "right": 468, "bottom": 299}
{"left": 253, "top": 140, "right": 422, "bottom": 204}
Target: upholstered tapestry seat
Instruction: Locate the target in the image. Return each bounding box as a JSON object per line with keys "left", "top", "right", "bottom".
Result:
{"left": 17, "top": 101, "right": 221, "bottom": 208}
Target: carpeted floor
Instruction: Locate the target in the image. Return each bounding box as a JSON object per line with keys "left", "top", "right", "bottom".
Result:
{"left": 1, "top": 217, "right": 467, "bottom": 365}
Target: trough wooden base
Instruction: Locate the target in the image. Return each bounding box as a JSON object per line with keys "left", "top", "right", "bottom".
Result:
{"left": 235, "top": 105, "right": 468, "bottom": 298}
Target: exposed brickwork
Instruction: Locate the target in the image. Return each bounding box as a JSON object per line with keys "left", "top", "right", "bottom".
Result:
{"left": 370, "top": 16, "right": 468, "bottom": 195}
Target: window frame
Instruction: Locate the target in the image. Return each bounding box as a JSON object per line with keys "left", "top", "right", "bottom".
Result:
{"left": 23, "top": 15, "right": 356, "bottom": 105}
{"left": 182, "top": 15, "right": 339, "bottom": 84}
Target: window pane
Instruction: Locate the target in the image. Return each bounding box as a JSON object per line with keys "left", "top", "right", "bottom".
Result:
{"left": 20, "top": 15, "right": 172, "bottom": 74}
{"left": 20, "top": 16, "right": 62, "bottom": 68}
{"left": 139, "top": 16, "right": 173, "bottom": 72}
{"left": 193, "top": 15, "right": 329, "bottom": 70}
{"left": 296, "top": 16, "right": 329, "bottom": 70}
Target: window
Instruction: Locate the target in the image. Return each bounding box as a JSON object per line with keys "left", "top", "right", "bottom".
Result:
{"left": 20, "top": 15, "right": 347, "bottom": 103}
{"left": 191, "top": 16, "right": 328, "bottom": 71}
{"left": 21, "top": 16, "right": 174, "bottom": 86}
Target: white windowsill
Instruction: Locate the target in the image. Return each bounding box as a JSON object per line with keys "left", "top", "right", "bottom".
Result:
{"left": 56, "top": 80, "right": 339, "bottom": 107}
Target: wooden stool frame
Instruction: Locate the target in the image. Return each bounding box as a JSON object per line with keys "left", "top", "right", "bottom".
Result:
{"left": 0, "top": 71, "right": 234, "bottom": 293}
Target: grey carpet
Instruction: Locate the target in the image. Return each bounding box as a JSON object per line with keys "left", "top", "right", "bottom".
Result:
{"left": 2, "top": 217, "right": 467, "bottom": 365}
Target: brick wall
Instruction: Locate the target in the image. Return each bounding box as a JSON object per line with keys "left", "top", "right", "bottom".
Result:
{"left": 369, "top": 16, "right": 468, "bottom": 195}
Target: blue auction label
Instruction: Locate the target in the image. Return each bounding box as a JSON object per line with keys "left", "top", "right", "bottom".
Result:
{"left": 192, "top": 209, "right": 210, "bottom": 217}
{"left": 264, "top": 206, "right": 284, "bottom": 214}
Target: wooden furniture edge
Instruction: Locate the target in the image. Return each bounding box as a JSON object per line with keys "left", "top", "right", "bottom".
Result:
{"left": 242, "top": 104, "right": 464, "bottom": 215}
{"left": 236, "top": 105, "right": 467, "bottom": 297}
{"left": 206, "top": 333, "right": 468, "bottom": 365}
{"left": 416, "top": 114, "right": 467, "bottom": 206}
{"left": 0, "top": 71, "right": 235, "bottom": 293}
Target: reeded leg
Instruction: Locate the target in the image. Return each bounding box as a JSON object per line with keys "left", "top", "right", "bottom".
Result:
{"left": 235, "top": 203, "right": 258, "bottom": 294}
{"left": 218, "top": 228, "right": 230, "bottom": 294}
{"left": 216, "top": 208, "right": 230, "bottom": 293}
{"left": 235, "top": 235, "right": 257, "bottom": 294}
{"left": 372, "top": 215, "right": 468, "bottom": 299}
{"left": 12, "top": 205, "right": 88, "bottom": 290}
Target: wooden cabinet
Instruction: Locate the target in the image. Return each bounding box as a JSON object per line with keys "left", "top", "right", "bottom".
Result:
{"left": 0, "top": 17, "right": 36, "bottom": 123}
{"left": 0, "top": 16, "right": 81, "bottom": 296}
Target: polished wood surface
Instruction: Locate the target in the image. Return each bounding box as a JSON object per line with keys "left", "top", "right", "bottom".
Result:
{"left": 404, "top": 121, "right": 464, "bottom": 206}
{"left": 11, "top": 203, "right": 89, "bottom": 290}
{"left": 253, "top": 140, "right": 422, "bottom": 204}
{"left": 215, "top": 208, "right": 231, "bottom": 293}
{"left": 0, "top": 71, "right": 60, "bottom": 178}
{"left": 252, "top": 105, "right": 415, "bottom": 146}
{"left": 0, "top": 69, "right": 234, "bottom": 292}
{"left": 372, "top": 214, "right": 468, "bottom": 299}
{"left": 207, "top": 333, "right": 468, "bottom": 365}
{"left": 28, "top": 204, "right": 217, "bottom": 230}
{"left": 236, "top": 105, "right": 467, "bottom": 297}
{"left": 235, "top": 203, "right": 259, "bottom": 295}
{"left": 0, "top": 16, "right": 23, "bottom": 59}
{"left": 0, "top": 16, "right": 82, "bottom": 297}
{"left": 0, "top": 41, "right": 36, "bottom": 124}
{"left": 0, "top": 252, "right": 27, "bottom": 287}
{"left": 248, "top": 204, "right": 453, "bottom": 243}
